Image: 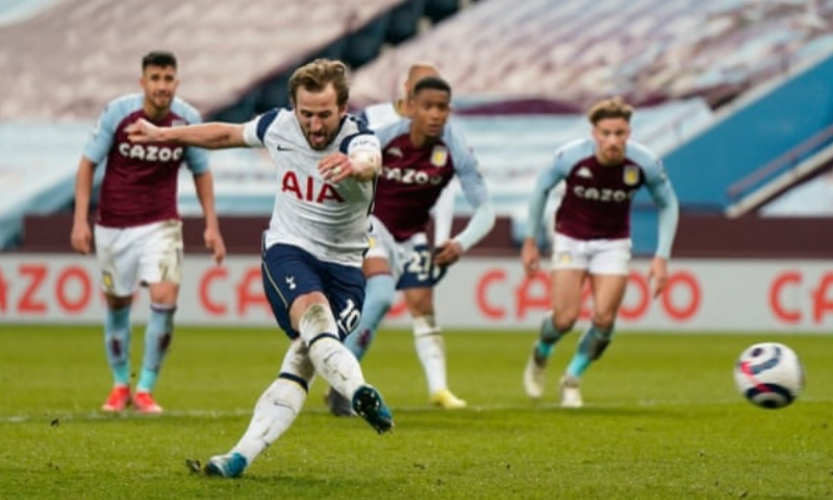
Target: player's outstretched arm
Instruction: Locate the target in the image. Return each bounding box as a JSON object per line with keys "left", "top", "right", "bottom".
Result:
{"left": 126, "top": 118, "right": 247, "bottom": 149}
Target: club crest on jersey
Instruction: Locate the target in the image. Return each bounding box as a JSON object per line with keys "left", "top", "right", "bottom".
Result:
{"left": 623, "top": 165, "right": 640, "bottom": 186}
{"left": 430, "top": 146, "right": 448, "bottom": 167}
{"left": 102, "top": 271, "right": 115, "bottom": 292}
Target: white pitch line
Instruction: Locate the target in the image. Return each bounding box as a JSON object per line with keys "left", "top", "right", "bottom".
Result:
{"left": 1, "top": 396, "right": 828, "bottom": 424}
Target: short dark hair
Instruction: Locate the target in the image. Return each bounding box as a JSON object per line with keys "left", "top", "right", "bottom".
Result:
{"left": 142, "top": 51, "right": 177, "bottom": 70}
{"left": 289, "top": 59, "right": 350, "bottom": 107}
{"left": 412, "top": 76, "right": 452, "bottom": 98}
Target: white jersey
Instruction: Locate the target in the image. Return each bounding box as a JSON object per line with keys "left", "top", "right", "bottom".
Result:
{"left": 361, "top": 102, "right": 402, "bottom": 130}
{"left": 242, "top": 109, "right": 380, "bottom": 267}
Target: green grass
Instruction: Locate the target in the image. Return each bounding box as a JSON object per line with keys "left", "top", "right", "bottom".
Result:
{"left": 0, "top": 325, "right": 831, "bottom": 499}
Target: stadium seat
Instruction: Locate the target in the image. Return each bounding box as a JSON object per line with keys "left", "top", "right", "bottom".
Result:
{"left": 424, "top": 0, "right": 460, "bottom": 23}
{"left": 0, "top": 0, "right": 410, "bottom": 121}
{"left": 350, "top": 0, "right": 833, "bottom": 109}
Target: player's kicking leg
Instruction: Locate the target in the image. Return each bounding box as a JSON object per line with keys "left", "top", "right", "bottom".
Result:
{"left": 298, "top": 302, "right": 394, "bottom": 432}
{"left": 328, "top": 271, "right": 396, "bottom": 417}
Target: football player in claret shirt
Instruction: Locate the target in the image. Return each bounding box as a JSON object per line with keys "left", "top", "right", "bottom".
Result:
{"left": 325, "top": 76, "right": 495, "bottom": 415}
{"left": 521, "top": 97, "right": 679, "bottom": 408}
{"left": 71, "top": 50, "right": 225, "bottom": 414}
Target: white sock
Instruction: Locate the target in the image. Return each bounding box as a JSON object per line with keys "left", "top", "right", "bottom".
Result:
{"left": 300, "top": 304, "right": 365, "bottom": 399}
{"left": 413, "top": 315, "right": 447, "bottom": 395}
{"left": 232, "top": 378, "right": 306, "bottom": 464}
{"left": 231, "top": 340, "right": 314, "bottom": 465}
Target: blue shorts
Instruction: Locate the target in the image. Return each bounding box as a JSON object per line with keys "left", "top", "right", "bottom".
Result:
{"left": 364, "top": 216, "right": 447, "bottom": 291}
{"left": 395, "top": 241, "right": 448, "bottom": 290}
{"left": 261, "top": 243, "right": 365, "bottom": 340}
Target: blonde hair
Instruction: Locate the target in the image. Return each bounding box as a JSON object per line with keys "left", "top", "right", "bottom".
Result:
{"left": 587, "top": 97, "right": 633, "bottom": 125}
{"left": 289, "top": 59, "right": 350, "bottom": 107}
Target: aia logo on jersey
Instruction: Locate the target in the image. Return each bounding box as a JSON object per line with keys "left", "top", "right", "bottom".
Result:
{"left": 281, "top": 171, "right": 344, "bottom": 203}
{"left": 118, "top": 143, "right": 184, "bottom": 162}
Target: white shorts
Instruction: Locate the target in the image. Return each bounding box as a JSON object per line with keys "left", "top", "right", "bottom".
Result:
{"left": 94, "top": 219, "right": 184, "bottom": 296}
{"left": 365, "top": 215, "right": 441, "bottom": 288}
{"left": 550, "top": 232, "right": 631, "bottom": 276}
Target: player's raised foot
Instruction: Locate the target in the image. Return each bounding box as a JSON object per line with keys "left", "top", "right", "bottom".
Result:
{"left": 352, "top": 385, "right": 394, "bottom": 434}
{"left": 101, "top": 385, "right": 131, "bottom": 412}
{"left": 325, "top": 387, "right": 356, "bottom": 417}
{"left": 523, "top": 343, "right": 548, "bottom": 399}
{"left": 133, "top": 391, "right": 163, "bottom": 414}
{"left": 429, "top": 389, "right": 467, "bottom": 409}
{"left": 204, "top": 452, "right": 248, "bottom": 478}
{"left": 559, "top": 375, "right": 583, "bottom": 408}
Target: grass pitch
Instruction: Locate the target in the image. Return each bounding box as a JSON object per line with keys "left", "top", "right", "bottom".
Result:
{"left": 0, "top": 325, "right": 830, "bottom": 499}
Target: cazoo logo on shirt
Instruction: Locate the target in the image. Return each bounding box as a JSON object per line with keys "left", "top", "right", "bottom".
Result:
{"left": 572, "top": 186, "right": 637, "bottom": 202}
{"left": 118, "top": 143, "right": 184, "bottom": 162}
{"left": 381, "top": 167, "right": 444, "bottom": 185}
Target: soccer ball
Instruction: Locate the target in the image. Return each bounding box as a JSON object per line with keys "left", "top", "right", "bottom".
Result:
{"left": 734, "top": 342, "right": 804, "bottom": 409}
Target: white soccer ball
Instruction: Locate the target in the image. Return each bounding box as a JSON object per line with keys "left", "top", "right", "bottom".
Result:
{"left": 733, "top": 342, "right": 804, "bottom": 409}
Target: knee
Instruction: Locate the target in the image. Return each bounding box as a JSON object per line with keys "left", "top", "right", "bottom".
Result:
{"left": 149, "top": 283, "right": 179, "bottom": 305}
{"left": 405, "top": 288, "right": 434, "bottom": 317}
{"left": 591, "top": 311, "right": 616, "bottom": 332}
{"left": 551, "top": 308, "right": 578, "bottom": 332}
{"left": 409, "top": 298, "right": 433, "bottom": 317}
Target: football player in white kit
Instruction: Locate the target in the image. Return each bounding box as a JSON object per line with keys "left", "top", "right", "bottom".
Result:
{"left": 127, "top": 59, "right": 393, "bottom": 478}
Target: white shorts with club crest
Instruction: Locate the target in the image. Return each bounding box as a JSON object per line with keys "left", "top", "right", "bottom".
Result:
{"left": 550, "top": 232, "right": 631, "bottom": 276}
{"left": 94, "top": 219, "right": 184, "bottom": 296}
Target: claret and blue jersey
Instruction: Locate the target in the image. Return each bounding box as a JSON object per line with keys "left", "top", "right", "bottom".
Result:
{"left": 528, "top": 138, "right": 679, "bottom": 258}
{"left": 372, "top": 118, "right": 490, "bottom": 242}
{"left": 82, "top": 93, "right": 207, "bottom": 228}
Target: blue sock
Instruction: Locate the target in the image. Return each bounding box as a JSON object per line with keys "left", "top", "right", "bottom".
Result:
{"left": 566, "top": 323, "right": 613, "bottom": 378}
{"left": 535, "top": 313, "right": 565, "bottom": 359}
{"left": 137, "top": 304, "right": 176, "bottom": 393}
{"left": 344, "top": 274, "right": 395, "bottom": 361}
{"left": 104, "top": 305, "right": 132, "bottom": 386}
